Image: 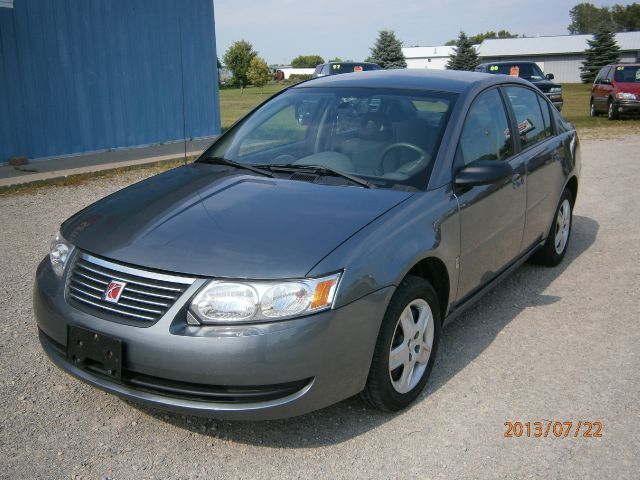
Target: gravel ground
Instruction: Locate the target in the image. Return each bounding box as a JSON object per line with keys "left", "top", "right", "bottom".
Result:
{"left": 1, "top": 136, "right": 639, "bottom": 479}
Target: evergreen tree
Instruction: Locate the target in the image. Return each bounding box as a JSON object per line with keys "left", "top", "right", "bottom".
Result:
{"left": 580, "top": 27, "right": 621, "bottom": 83}
{"left": 446, "top": 32, "right": 480, "bottom": 71}
{"left": 369, "top": 30, "right": 407, "bottom": 69}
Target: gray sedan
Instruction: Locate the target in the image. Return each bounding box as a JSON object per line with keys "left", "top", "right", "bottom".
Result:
{"left": 35, "top": 70, "right": 580, "bottom": 420}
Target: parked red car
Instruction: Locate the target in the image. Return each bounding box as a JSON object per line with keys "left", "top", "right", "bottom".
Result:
{"left": 590, "top": 63, "right": 640, "bottom": 119}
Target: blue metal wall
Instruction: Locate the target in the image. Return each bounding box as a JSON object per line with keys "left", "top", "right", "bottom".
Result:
{"left": 0, "top": 0, "right": 220, "bottom": 162}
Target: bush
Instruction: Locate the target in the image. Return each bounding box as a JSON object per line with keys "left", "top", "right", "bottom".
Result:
{"left": 287, "top": 74, "right": 313, "bottom": 83}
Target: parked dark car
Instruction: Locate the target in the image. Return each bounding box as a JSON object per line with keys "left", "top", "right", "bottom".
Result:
{"left": 312, "top": 61, "right": 381, "bottom": 78}
{"left": 35, "top": 70, "right": 580, "bottom": 420}
{"left": 475, "top": 61, "right": 564, "bottom": 111}
{"left": 590, "top": 63, "right": 640, "bottom": 119}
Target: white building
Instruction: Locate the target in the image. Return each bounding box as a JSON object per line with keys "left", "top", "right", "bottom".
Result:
{"left": 402, "top": 45, "right": 457, "bottom": 70}
{"left": 478, "top": 32, "right": 640, "bottom": 83}
{"left": 403, "top": 32, "right": 640, "bottom": 83}
{"left": 276, "top": 67, "right": 315, "bottom": 80}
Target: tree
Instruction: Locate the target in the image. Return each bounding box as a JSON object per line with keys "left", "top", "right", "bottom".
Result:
{"left": 580, "top": 26, "right": 621, "bottom": 83}
{"left": 291, "top": 55, "right": 325, "bottom": 68}
{"left": 446, "top": 30, "right": 520, "bottom": 46}
{"left": 329, "top": 57, "right": 343, "bottom": 62}
{"left": 446, "top": 32, "right": 480, "bottom": 71}
{"left": 569, "top": 2, "right": 614, "bottom": 33}
{"left": 223, "top": 40, "right": 257, "bottom": 93}
{"left": 611, "top": 3, "right": 640, "bottom": 31}
{"left": 247, "top": 56, "right": 272, "bottom": 92}
{"left": 368, "top": 30, "right": 407, "bottom": 69}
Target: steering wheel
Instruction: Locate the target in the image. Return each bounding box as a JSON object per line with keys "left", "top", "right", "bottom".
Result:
{"left": 379, "top": 142, "right": 430, "bottom": 176}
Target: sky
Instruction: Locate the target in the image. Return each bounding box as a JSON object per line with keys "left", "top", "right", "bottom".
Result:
{"left": 214, "top": 0, "right": 625, "bottom": 65}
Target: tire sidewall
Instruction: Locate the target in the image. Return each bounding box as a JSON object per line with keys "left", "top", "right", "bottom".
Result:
{"left": 367, "top": 277, "right": 441, "bottom": 411}
{"left": 548, "top": 189, "right": 574, "bottom": 264}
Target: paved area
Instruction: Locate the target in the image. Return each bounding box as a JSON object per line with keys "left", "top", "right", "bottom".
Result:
{"left": 0, "top": 138, "right": 214, "bottom": 188}
{"left": 0, "top": 136, "right": 639, "bottom": 479}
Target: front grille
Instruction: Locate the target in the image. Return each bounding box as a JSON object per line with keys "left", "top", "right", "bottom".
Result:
{"left": 67, "top": 252, "right": 195, "bottom": 324}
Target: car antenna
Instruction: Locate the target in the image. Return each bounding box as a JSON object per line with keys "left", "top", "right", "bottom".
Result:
{"left": 178, "top": 15, "right": 188, "bottom": 166}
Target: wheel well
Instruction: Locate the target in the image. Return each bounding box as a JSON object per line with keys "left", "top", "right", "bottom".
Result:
{"left": 566, "top": 176, "right": 578, "bottom": 203}
{"left": 406, "top": 257, "right": 449, "bottom": 321}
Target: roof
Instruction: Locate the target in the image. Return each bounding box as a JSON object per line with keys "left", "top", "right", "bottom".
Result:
{"left": 478, "top": 31, "right": 640, "bottom": 57}
{"left": 294, "top": 68, "right": 527, "bottom": 94}
{"left": 402, "top": 45, "right": 457, "bottom": 59}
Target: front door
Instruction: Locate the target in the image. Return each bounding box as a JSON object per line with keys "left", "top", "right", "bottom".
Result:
{"left": 454, "top": 88, "right": 527, "bottom": 301}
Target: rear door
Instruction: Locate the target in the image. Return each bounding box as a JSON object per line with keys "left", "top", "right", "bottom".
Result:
{"left": 454, "top": 88, "right": 526, "bottom": 301}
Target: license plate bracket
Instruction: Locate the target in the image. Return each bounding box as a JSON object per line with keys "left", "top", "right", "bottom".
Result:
{"left": 67, "top": 325, "right": 123, "bottom": 380}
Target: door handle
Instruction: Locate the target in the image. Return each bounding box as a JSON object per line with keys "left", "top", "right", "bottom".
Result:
{"left": 511, "top": 173, "right": 524, "bottom": 188}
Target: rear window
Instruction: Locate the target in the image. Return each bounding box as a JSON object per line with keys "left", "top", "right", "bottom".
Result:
{"left": 614, "top": 65, "right": 640, "bottom": 83}
{"left": 486, "top": 63, "right": 545, "bottom": 81}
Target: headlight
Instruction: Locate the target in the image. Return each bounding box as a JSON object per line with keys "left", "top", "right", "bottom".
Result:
{"left": 49, "top": 230, "right": 74, "bottom": 278}
{"left": 616, "top": 92, "right": 636, "bottom": 100}
{"left": 189, "top": 272, "right": 342, "bottom": 324}
{"left": 549, "top": 87, "right": 562, "bottom": 94}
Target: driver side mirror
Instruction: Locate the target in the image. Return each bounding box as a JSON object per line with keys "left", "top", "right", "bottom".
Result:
{"left": 455, "top": 160, "right": 515, "bottom": 189}
{"left": 545, "top": 73, "right": 554, "bottom": 80}
{"left": 600, "top": 78, "right": 611, "bottom": 85}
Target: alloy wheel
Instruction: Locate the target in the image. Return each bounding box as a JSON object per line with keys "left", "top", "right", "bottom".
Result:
{"left": 554, "top": 199, "right": 571, "bottom": 255}
{"left": 388, "top": 299, "right": 434, "bottom": 394}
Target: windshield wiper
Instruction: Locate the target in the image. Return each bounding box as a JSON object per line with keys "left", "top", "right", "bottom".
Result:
{"left": 200, "top": 156, "right": 273, "bottom": 178}
{"left": 264, "top": 164, "right": 373, "bottom": 188}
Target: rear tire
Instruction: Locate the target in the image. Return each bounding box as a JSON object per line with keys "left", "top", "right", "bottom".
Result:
{"left": 531, "top": 188, "right": 573, "bottom": 266}
{"left": 361, "top": 276, "right": 441, "bottom": 412}
{"left": 590, "top": 99, "right": 599, "bottom": 117}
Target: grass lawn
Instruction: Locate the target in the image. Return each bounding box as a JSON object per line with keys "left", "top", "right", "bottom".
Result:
{"left": 219, "top": 83, "right": 287, "bottom": 131}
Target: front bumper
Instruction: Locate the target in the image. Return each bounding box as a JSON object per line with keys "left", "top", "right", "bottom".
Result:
{"left": 34, "top": 257, "right": 393, "bottom": 420}
{"left": 613, "top": 99, "right": 640, "bottom": 114}
{"left": 545, "top": 93, "right": 563, "bottom": 111}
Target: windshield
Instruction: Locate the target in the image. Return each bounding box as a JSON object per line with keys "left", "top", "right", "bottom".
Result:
{"left": 201, "top": 87, "right": 457, "bottom": 190}
{"left": 614, "top": 65, "right": 640, "bottom": 83}
{"left": 488, "top": 63, "right": 545, "bottom": 81}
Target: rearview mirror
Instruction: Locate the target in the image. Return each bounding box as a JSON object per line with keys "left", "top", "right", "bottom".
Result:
{"left": 455, "top": 160, "right": 515, "bottom": 189}
{"left": 545, "top": 73, "right": 555, "bottom": 80}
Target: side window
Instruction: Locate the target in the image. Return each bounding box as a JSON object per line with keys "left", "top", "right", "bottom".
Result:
{"left": 606, "top": 66, "right": 615, "bottom": 81}
{"left": 536, "top": 94, "right": 553, "bottom": 138}
{"left": 322, "top": 64, "right": 330, "bottom": 75}
{"left": 458, "top": 89, "right": 514, "bottom": 166}
{"left": 594, "top": 68, "right": 604, "bottom": 84}
{"left": 504, "top": 86, "right": 548, "bottom": 150}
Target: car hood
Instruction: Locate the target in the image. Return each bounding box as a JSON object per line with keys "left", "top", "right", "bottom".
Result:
{"left": 62, "top": 164, "right": 413, "bottom": 279}
{"left": 615, "top": 82, "right": 640, "bottom": 95}
{"left": 531, "top": 79, "right": 561, "bottom": 93}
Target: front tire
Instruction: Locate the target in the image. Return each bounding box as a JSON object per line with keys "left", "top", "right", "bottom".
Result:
{"left": 531, "top": 188, "right": 573, "bottom": 266}
{"left": 361, "top": 276, "right": 441, "bottom": 412}
{"left": 608, "top": 99, "right": 619, "bottom": 120}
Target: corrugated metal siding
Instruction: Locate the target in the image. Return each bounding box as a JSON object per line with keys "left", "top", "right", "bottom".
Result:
{"left": 0, "top": 0, "right": 220, "bottom": 162}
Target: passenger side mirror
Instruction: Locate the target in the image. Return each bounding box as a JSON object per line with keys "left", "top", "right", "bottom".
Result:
{"left": 545, "top": 73, "right": 554, "bottom": 80}
{"left": 601, "top": 78, "right": 611, "bottom": 85}
{"left": 454, "top": 160, "right": 515, "bottom": 189}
